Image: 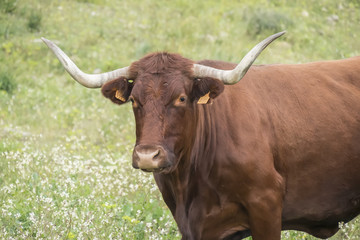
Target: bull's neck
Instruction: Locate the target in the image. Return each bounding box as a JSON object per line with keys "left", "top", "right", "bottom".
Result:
{"left": 171, "top": 102, "right": 219, "bottom": 180}
{"left": 163, "top": 102, "right": 221, "bottom": 237}
{"left": 190, "top": 103, "right": 218, "bottom": 175}
{"left": 177, "top": 104, "right": 218, "bottom": 192}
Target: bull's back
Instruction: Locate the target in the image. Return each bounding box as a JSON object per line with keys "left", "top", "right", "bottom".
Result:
{"left": 197, "top": 57, "right": 360, "bottom": 236}
{"left": 241, "top": 57, "right": 360, "bottom": 227}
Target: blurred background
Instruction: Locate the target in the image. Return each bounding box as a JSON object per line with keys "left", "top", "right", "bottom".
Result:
{"left": 0, "top": 0, "right": 359, "bottom": 239}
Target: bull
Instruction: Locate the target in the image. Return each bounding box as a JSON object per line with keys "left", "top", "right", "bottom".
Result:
{"left": 42, "top": 32, "right": 360, "bottom": 240}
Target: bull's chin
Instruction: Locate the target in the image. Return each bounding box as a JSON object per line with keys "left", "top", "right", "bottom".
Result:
{"left": 139, "top": 164, "right": 177, "bottom": 174}
{"left": 140, "top": 167, "right": 167, "bottom": 173}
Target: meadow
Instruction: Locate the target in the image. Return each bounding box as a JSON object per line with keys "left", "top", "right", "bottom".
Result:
{"left": 1, "top": 0, "right": 360, "bottom": 239}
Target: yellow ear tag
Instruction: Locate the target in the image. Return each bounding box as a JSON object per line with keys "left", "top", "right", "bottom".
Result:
{"left": 197, "top": 92, "right": 210, "bottom": 104}
{"left": 115, "top": 90, "right": 126, "bottom": 102}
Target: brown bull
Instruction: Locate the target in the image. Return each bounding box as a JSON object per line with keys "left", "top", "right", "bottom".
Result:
{"left": 42, "top": 32, "right": 360, "bottom": 240}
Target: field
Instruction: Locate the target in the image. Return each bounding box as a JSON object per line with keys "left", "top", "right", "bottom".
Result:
{"left": 1, "top": 0, "right": 360, "bottom": 239}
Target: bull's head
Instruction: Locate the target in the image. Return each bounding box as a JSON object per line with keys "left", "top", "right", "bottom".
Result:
{"left": 42, "top": 32, "right": 285, "bottom": 173}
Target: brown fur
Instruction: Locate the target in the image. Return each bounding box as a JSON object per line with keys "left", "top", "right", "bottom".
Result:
{"left": 102, "top": 53, "right": 360, "bottom": 240}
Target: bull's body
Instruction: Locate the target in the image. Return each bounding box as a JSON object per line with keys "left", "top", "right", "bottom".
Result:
{"left": 42, "top": 33, "right": 360, "bottom": 239}
{"left": 155, "top": 57, "right": 360, "bottom": 239}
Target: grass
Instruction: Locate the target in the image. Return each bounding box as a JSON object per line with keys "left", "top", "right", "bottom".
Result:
{"left": 0, "top": 0, "right": 360, "bottom": 239}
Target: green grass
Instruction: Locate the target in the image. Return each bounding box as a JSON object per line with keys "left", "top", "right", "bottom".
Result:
{"left": 1, "top": 0, "right": 360, "bottom": 239}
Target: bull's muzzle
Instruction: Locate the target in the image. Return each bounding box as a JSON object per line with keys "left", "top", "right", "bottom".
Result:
{"left": 132, "top": 145, "right": 170, "bottom": 172}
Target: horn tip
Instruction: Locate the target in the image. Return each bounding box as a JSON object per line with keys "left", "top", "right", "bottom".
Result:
{"left": 277, "top": 31, "right": 286, "bottom": 37}
{"left": 41, "top": 37, "right": 49, "bottom": 43}
{"left": 41, "top": 37, "right": 53, "bottom": 48}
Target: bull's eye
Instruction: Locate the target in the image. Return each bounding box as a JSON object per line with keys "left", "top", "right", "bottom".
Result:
{"left": 174, "top": 95, "right": 187, "bottom": 106}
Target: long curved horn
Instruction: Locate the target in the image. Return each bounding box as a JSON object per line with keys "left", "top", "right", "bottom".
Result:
{"left": 41, "top": 38, "right": 130, "bottom": 88}
{"left": 193, "top": 31, "right": 286, "bottom": 85}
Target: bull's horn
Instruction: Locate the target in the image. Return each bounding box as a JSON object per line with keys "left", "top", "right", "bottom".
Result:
{"left": 193, "top": 31, "right": 286, "bottom": 85}
{"left": 41, "top": 38, "right": 130, "bottom": 88}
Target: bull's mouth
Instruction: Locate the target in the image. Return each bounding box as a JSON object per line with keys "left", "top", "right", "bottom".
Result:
{"left": 140, "top": 167, "right": 166, "bottom": 173}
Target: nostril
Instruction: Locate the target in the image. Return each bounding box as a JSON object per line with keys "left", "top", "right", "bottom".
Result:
{"left": 153, "top": 149, "right": 161, "bottom": 160}
{"left": 133, "top": 145, "right": 167, "bottom": 170}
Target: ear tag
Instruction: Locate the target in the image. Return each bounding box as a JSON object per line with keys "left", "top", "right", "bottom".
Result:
{"left": 197, "top": 92, "right": 210, "bottom": 104}
{"left": 115, "top": 90, "right": 126, "bottom": 102}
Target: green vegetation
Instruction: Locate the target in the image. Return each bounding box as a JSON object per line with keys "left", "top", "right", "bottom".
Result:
{"left": 27, "top": 11, "right": 42, "bottom": 32}
{"left": 0, "top": 0, "right": 359, "bottom": 239}
{"left": 0, "top": 72, "right": 16, "bottom": 94}
{"left": 0, "top": 0, "right": 18, "bottom": 14}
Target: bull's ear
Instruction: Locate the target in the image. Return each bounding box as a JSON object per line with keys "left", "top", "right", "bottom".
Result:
{"left": 101, "top": 77, "right": 133, "bottom": 105}
{"left": 192, "top": 77, "right": 224, "bottom": 104}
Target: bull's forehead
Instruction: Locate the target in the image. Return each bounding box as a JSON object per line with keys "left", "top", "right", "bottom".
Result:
{"left": 131, "top": 72, "right": 192, "bottom": 104}
{"left": 129, "top": 52, "right": 194, "bottom": 103}
{"left": 129, "top": 52, "right": 194, "bottom": 77}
